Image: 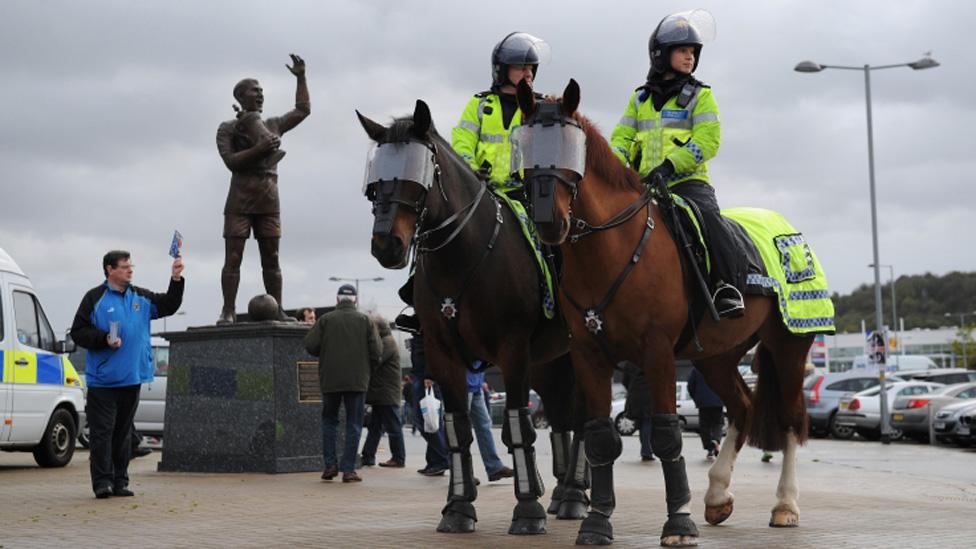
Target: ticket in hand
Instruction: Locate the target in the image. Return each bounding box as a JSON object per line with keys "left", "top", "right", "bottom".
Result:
{"left": 169, "top": 230, "right": 183, "bottom": 258}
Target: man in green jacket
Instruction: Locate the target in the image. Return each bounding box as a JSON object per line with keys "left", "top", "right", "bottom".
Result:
{"left": 359, "top": 317, "right": 406, "bottom": 468}
{"left": 304, "top": 284, "right": 380, "bottom": 483}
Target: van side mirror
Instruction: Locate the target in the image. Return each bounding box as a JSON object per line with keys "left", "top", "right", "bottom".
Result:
{"left": 57, "top": 338, "right": 76, "bottom": 354}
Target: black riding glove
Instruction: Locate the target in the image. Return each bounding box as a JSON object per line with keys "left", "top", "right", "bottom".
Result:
{"left": 642, "top": 159, "right": 675, "bottom": 186}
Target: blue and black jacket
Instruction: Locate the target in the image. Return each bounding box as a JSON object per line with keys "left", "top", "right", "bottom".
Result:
{"left": 70, "top": 278, "right": 184, "bottom": 388}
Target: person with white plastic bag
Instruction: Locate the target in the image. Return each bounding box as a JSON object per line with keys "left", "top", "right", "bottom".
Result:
{"left": 407, "top": 333, "right": 449, "bottom": 476}
{"left": 420, "top": 387, "right": 442, "bottom": 434}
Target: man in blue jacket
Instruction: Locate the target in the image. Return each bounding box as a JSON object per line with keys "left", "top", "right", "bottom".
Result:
{"left": 71, "top": 250, "right": 184, "bottom": 498}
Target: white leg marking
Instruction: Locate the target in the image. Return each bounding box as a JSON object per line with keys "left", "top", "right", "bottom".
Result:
{"left": 774, "top": 431, "right": 800, "bottom": 514}
{"left": 704, "top": 425, "right": 739, "bottom": 506}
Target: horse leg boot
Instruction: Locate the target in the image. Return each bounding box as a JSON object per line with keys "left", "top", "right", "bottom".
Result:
{"left": 704, "top": 424, "right": 741, "bottom": 525}
{"left": 652, "top": 414, "right": 699, "bottom": 547}
{"left": 547, "top": 431, "right": 571, "bottom": 514}
{"left": 558, "top": 432, "right": 590, "bottom": 520}
{"left": 437, "top": 412, "right": 478, "bottom": 533}
{"left": 575, "top": 418, "right": 621, "bottom": 546}
{"left": 502, "top": 408, "right": 547, "bottom": 535}
{"left": 769, "top": 430, "right": 800, "bottom": 528}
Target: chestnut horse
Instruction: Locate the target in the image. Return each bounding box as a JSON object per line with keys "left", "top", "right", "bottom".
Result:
{"left": 514, "top": 80, "right": 822, "bottom": 547}
{"left": 357, "top": 100, "right": 588, "bottom": 536}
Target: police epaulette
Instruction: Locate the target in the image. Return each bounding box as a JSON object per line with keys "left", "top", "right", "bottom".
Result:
{"left": 475, "top": 90, "right": 493, "bottom": 98}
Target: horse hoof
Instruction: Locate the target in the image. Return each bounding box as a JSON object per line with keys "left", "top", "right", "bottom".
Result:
{"left": 660, "top": 535, "right": 699, "bottom": 547}
{"left": 557, "top": 500, "right": 588, "bottom": 520}
{"left": 576, "top": 532, "right": 613, "bottom": 545}
{"left": 509, "top": 517, "right": 547, "bottom": 535}
{"left": 769, "top": 508, "right": 799, "bottom": 528}
{"left": 437, "top": 512, "right": 476, "bottom": 533}
{"left": 704, "top": 499, "right": 734, "bottom": 525}
{"left": 548, "top": 484, "right": 566, "bottom": 515}
{"left": 547, "top": 497, "right": 562, "bottom": 515}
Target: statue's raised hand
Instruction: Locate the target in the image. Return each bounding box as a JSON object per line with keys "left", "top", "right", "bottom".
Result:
{"left": 286, "top": 54, "right": 305, "bottom": 77}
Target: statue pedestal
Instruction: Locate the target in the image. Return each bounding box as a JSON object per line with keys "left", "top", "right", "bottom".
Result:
{"left": 157, "top": 322, "right": 330, "bottom": 473}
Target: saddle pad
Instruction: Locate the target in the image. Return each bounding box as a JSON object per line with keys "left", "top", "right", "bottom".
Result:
{"left": 722, "top": 207, "right": 836, "bottom": 334}
{"left": 494, "top": 189, "right": 556, "bottom": 320}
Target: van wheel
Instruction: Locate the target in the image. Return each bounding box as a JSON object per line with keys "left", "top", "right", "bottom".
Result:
{"left": 33, "top": 409, "right": 76, "bottom": 468}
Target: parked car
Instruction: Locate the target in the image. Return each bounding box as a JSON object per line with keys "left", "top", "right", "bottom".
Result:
{"left": 896, "top": 369, "right": 976, "bottom": 386}
{"left": 932, "top": 399, "right": 976, "bottom": 446}
{"left": 612, "top": 382, "right": 700, "bottom": 436}
{"left": 804, "top": 371, "right": 904, "bottom": 439}
{"left": 835, "top": 381, "right": 943, "bottom": 440}
{"left": 488, "top": 389, "right": 549, "bottom": 428}
{"left": 890, "top": 382, "right": 976, "bottom": 441}
{"left": 959, "top": 408, "right": 976, "bottom": 446}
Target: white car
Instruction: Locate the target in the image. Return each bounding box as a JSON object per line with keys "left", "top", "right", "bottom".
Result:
{"left": 612, "top": 382, "right": 700, "bottom": 436}
{"left": 835, "top": 381, "right": 944, "bottom": 440}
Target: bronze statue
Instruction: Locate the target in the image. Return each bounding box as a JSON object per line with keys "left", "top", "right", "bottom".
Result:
{"left": 216, "top": 54, "right": 310, "bottom": 324}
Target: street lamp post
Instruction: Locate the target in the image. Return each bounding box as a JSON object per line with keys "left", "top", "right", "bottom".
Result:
{"left": 328, "top": 276, "right": 385, "bottom": 303}
{"left": 868, "top": 263, "right": 897, "bottom": 350}
{"left": 796, "top": 54, "right": 939, "bottom": 445}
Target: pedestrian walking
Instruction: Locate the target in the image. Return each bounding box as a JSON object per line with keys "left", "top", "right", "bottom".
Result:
{"left": 687, "top": 367, "right": 724, "bottom": 461}
{"left": 467, "top": 366, "right": 514, "bottom": 482}
{"left": 622, "top": 362, "right": 655, "bottom": 461}
{"left": 70, "top": 250, "right": 184, "bottom": 498}
{"left": 360, "top": 317, "right": 406, "bottom": 468}
{"left": 304, "top": 284, "right": 380, "bottom": 483}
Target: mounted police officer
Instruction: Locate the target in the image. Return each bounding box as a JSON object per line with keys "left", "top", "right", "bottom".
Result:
{"left": 395, "top": 32, "right": 551, "bottom": 332}
{"left": 610, "top": 11, "right": 745, "bottom": 318}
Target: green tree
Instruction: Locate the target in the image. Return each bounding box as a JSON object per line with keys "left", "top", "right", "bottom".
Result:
{"left": 951, "top": 324, "right": 976, "bottom": 369}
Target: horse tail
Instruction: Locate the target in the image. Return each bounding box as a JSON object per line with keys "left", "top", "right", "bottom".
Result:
{"left": 747, "top": 343, "right": 808, "bottom": 451}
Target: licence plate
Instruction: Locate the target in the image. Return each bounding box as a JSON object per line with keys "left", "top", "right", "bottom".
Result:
{"left": 839, "top": 402, "right": 848, "bottom": 410}
{"left": 892, "top": 414, "right": 904, "bottom": 421}
{"left": 934, "top": 421, "right": 946, "bottom": 430}
{"left": 959, "top": 427, "right": 971, "bottom": 435}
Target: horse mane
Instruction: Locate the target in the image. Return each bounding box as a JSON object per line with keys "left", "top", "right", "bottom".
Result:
{"left": 574, "top": 113, "right": 643, "bottom": 193}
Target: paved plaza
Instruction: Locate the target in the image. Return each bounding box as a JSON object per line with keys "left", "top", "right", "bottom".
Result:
{"left": 2, "top": 431, "right": 975, "bottom": 548}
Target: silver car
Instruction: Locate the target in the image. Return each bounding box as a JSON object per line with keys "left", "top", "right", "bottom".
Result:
{"left": 932, "top": 399, "right": 976, "bottom": 446}
{"left": 804, "top": 371, "right": 905, "bottom": 439}
{"left": 890, "top": 382, "right": 976, "bottom": 441}
{"left": 835, "top": 381, "right": 943, "bottom": 440}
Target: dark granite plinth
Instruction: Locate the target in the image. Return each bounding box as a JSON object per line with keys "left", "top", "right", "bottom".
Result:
{"left": 158, "top": 322, "right": 330, "bottom": 473}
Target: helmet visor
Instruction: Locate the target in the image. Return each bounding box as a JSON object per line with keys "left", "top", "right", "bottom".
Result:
{"left": 656, "top": 9, "right": 716, "bottom": 45}
{"left": 496, "top": 32, "right": 551, "bottom": 66}
{"left": 510, "top": 122, "right": 586, "bottom": 179}
{"left": 363, "top": 141, "right": 437, "bottom": 195}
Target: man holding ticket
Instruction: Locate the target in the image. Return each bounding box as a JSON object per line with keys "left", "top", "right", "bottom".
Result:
{"left": 70, "top": 250, "right": 184, "bottom": 499}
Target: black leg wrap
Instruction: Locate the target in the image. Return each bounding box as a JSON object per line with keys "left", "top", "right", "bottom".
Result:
{"left": 548, "top": 431, "right": 572, "bottom": 514}
{"left": 561, "top": 429, "right": 592, "bottom": 520}
{"left": 651, "top": 414, "right": 692, "bottom": 516}
{"left": 444, "top": 413, "right": 477, "bottom": 503}
{"left": 502, "top": 408, "right": 545, "bottom": 500}
{"left": 583, "top": 418, "right": 622, "bottom": 467}
{"left": 438, "top": 500, "right": 477, "bottom": 534}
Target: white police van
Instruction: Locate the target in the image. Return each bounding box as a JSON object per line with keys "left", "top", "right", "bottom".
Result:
{"left": 0, "top": 247, "right": 85, "bottom": 467}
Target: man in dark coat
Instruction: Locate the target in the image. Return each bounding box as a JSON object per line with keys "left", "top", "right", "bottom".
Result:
{"left": 304, "top": 284, "right": 380, "bottom": 482}
{"left": 687, "top": 367, "right": 724, "bottom": 461}
{"left": 360, "top": 317, "right": 406, "bottom": 467}
{"left": 622, "top": 362, "right": 655, "bottom": 461}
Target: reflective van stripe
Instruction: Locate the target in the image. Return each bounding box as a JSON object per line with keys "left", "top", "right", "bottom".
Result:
{"left": 36, "top": 354, "right": 63, "bottom": 385}
{"left": 12, "top": 351, "right": 37, "bottom": 384}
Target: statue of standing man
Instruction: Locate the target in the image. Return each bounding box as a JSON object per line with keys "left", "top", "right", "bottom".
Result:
{"left": 216, "top": 54, "right": 310, "bottom": 324}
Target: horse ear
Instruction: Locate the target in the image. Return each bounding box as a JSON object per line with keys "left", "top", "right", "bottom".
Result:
{"left": 412, "top": 100, "right": 432, "bottom": 137}
{"left": 516, "top": 79, "right": 536, "bottom": 117}
{"left": 561, "top": 79, "right": 580, "bottom": 116}
{"left": 356, "top": 110, "right": 386, "bottom": 142}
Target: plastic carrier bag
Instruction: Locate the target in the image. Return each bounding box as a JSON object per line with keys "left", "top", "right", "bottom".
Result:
{"left": 419, "top": 387, "right": 442, "bottom": 433}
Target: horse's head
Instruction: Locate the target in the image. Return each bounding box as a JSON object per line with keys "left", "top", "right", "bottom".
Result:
{"left": 513, "top": 78, "right": 584, "bottom": 245}
{"left": 357, "top": 100, "right": 438, "bottom": 269}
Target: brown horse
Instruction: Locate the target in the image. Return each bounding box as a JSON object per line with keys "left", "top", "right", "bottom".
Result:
{"left": 514, "top": 80, "right": 821, "bottom": 547}
{"left": 357, "top": 100, "right": 588, "bottom": 536}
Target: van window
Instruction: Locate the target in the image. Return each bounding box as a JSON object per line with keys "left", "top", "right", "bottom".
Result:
{"left": 13, "top": 290, "right": 56, "bottom": 352}
{"left": 0, "top": 292, "right": 4, "bottom": 342}
{"left": 153, "top": 346, "right": 169, "bottom": 377}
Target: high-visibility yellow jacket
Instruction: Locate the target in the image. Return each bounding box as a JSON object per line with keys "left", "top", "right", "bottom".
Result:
{"left": 451, "top": 92, "right": 522, "bottom": 189}
{"left": 610, "top": 84, "right": 721, "bottom": 186}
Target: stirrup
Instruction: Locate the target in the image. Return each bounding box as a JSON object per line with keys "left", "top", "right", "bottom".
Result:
{"left": 712, "top": 283, "right": 744, "bottom": 319}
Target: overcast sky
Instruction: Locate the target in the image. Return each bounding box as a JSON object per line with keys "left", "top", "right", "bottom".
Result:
{"left": 2, "top": 0, "right": 973, "bottom": 334}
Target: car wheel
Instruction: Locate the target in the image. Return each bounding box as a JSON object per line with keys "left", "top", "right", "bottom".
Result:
{"left": 678, "top": 416, "right": 688, "bottom": 432}
{"left": 532, "top": 413, "right": 549, "bottom": 430}
{"left": 33, "top": 409, "right": 77, "bottom": 468}
{"left": 829, "top": 414, "right": 855, "bottom": 440}
{"left": 614, "top": 412, "right": 637, "bottom": 437}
